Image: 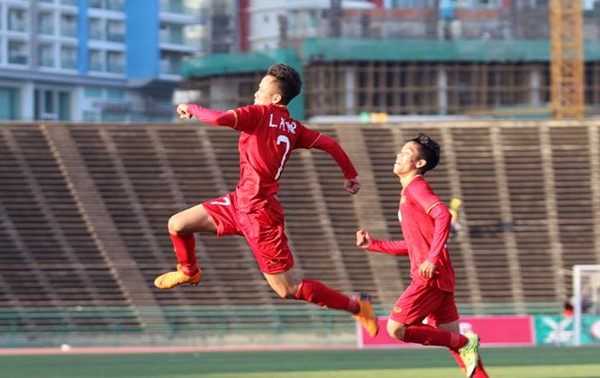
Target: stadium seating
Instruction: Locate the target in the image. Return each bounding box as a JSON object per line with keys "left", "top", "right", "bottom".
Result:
{"left": 1, "top": 121, "right": 598, "bottom": 337}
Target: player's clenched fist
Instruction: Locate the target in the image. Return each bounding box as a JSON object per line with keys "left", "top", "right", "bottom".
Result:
{"left": 356, "top": 229, "right": 372, "bottom": 249}
{"left": 177, "top": 104, "right": 193, "bottom": 119}
{"left": 344, "top": 177, "right": 361, "bottom": 195}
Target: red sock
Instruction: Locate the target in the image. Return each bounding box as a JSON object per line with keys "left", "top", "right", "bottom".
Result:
{"left": 169, "top": 233, "right": 199, "bottom": 275}
{"left": 403, "top": 324, "right": 468, "bottom": 349}
{"left": 294, "top": 279, "right": 359, "bottom": 314}
{"left": 448, "top": 348, "right": 466, "bottom": 370}
{"left": 448, "top": 347, "right": 489, "bottom": 378}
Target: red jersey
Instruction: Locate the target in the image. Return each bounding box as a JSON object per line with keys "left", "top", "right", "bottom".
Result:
{"left": 399, "top": 176, "right": 455, "bottom": 292}
{"left": 187, "top": 103, "right": 358, "bottom": 212}
{"left": 230, "top": 104, "right": 323, "bottom": 210}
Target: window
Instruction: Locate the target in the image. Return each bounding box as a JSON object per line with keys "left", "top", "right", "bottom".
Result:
{"left": 107, "top": 0, "right": 124, "bottom": 11}
{"left": 89, "top": 0, "right": 103, "bottom": 8}
{"left": 39, "top": 44, "right": 55, "bottom": 67}
{"left": 89, "top": 18, "right": 103, "bottom": 40}
{"left": 60, "top": 14, "right": 77, "bottom": 37}
{"left": 34, "top": 89, "right": 71, "bottom": 120}
{"left": 160, "top": 53, "right": 181, "bottom": 75}
{"left": 160, "top": 23, "right": 184, "bottom": 44}
{"left": 89, "top": 50, "right": 104, "bottom": 71}
{"left": 107, "top": 89, "right": 124, "bottom": 100}
{"left": 8, "top": 8, "right": 27, "bottom": 32}
{"left": 84, "top": 87, "right": 103, "bottom": 98}
{"left": 60, "top": 46, "right": 77, "bottom": 69}
{"left": 107, "top": 51, "right": 125, "bottom": 73}
{"left": 8, "top": 40, "right": 28, "bottom": 65}
{"left": 39, "top": 12, "right": 54, "bottom": 35}
{"left": 0, "top": 87, "right": 21, "bottom": 120}
{"left": 107, "top": 20, "right": 125, "bottom": 42}
{"left": 89, "top": 0, "right": 124, "bottom": 10}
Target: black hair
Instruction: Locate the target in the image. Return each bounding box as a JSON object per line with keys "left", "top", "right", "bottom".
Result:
{"left": 410, "top": 133, "right": 440, "bottom": 174}
{"left": 266, "top": 63, "right": 301, "bottom": 105}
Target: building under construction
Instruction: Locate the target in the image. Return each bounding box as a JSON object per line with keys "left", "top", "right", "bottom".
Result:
{"left": 179, "top": 0, "right": 599, "bottom": 120}
{"left": 180, "top": 38, "right": 600, "bottom": 119}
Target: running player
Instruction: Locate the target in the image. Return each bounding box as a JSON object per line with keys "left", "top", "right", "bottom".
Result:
{"left": 356, "top": 133, "right": 489, "bottom": 377}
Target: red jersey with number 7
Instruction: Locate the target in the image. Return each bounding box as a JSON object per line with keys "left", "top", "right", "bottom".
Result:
{"left": 230, "top": 104, "right": 322, "bottom": 211}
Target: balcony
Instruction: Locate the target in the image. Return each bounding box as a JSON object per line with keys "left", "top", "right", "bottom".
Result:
{"left": 160, "top": 0, "right": 185, "bottom": 14}
{"left": 61, "top": 58, "right": 77, "bottom": 69}
{"left": 107, "top": 62, "right": 125, "bottom": 74}
{"left": 39, "top": 23, "right": 54, "bottom": 35}
{"left": 8, "top": 21, "right": 27, "bottom": 33}
{"left": 60, "top": 0, "right": 77, "bottom": 6}
{"left": 89, "top": 28, "right": 104, "bottom": 40}
{"left": 107, "top": 32, "right": 125, "bottom": 43}
{"left": 90, "top": 0, "right": 124, "bottom": 11}
{"left": 61, "top": 25, "right": 77, "bottom": 38}
{"left": 160, "top": 59, "right": 181, "bottom": 75}
{"left": 9, "top": 54, "right": 28, "bottom": 65}
{"left": 40, "top": 56, "right": 55, "bottom": 67}
{"left": 89, "top": 61, "right": 105, "bottom": 71}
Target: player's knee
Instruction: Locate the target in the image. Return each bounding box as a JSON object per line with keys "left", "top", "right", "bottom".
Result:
{"left": 270, "top": 283, "right": 298, "bottom": 299}
{"left": 387, "top": 322, "right": 406, "bottom": 341}
{"left": 168, "top": 215, "right": 186, "bottom": 235}
{"left": 272, "top": 286, "right": 294, "bottom": 299}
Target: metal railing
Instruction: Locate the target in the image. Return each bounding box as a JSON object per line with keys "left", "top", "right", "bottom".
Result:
{"left": 0, "top": 302, "right": 562, "bottom": 347}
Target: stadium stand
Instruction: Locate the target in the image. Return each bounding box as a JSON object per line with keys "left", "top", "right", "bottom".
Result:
{"left": 1, "top": 121, "right": 599, "bottom": 341}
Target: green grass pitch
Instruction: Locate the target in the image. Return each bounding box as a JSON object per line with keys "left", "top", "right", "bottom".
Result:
{"left": 1, "top": 346, "right": 599, "bottom": 378}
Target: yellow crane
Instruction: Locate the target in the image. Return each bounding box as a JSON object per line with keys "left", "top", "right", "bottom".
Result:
{"left": 549, "top": 0, "right": 585, "bottom": 119}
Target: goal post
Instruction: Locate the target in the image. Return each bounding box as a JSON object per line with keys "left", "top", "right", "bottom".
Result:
{"left": 572, "top": 265, "right": 600, "bottom": 346}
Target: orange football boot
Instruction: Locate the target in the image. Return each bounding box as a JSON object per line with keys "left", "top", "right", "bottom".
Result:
{"left": 353, "top": 293, "right": 379, "bottom": 337}
{"left": 154, "top": 265, "right": 202, "bottom": 290}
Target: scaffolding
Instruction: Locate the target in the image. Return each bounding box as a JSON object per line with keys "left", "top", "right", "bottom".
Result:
{"left": 549, "top": 0, "right": 585, "bottom": 119}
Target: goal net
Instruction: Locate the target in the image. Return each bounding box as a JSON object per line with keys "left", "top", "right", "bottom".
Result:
{"left": 572, "top": 265, "right": 600, "bottom": 346}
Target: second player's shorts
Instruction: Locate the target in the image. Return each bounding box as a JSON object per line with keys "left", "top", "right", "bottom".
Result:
{"left": 202, "top": 192, "right": 294, "bottom": 275}
{"left": 389, "top": 281, "right": 459, "bottom": 326}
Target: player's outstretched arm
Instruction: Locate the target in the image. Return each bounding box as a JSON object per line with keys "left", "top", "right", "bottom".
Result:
{"left": 356, "top": 229, "right": 408, "bottom": 256}
{"left": 176, "top": 103, "right": 236, "bottom": 127}
{"left": 311, "top": 134, "right": 360, "bottom": 194}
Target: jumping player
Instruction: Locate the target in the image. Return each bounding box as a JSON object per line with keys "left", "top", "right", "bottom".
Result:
{"left": 356, "top": 133, "right": 489, "bottom": 377}
{"left": 154, "top": 63, "right": 378, "bottom": 337}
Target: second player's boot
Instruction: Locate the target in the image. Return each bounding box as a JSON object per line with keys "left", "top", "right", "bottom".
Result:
{"left": 458, "top": 332, "right": 480, "bottom": 378}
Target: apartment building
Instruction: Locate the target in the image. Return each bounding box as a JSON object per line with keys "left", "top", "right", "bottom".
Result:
{"left": 0, "top": 0, "right": 205, "bottom": 122}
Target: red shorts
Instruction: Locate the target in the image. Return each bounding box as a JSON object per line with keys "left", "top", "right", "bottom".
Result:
{"left": 389, "top": 282, "right": 459, "bottom": 326}
{"left": 202, "top": 192, "right": 294, "bottom": 274}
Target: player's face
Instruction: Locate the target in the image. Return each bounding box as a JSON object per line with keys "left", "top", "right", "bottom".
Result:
{"left": 393, "top": 141, "right": 424, "bottom": 176}
{"left": 254, "top": 75, "right": 280, "bottom": 105}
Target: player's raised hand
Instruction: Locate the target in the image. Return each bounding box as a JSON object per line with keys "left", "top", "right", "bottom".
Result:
{"left": 177, "top": 104, "right": 193, "bottom": 119}
{"left": 356, "top": 229, "right": 372, "bottom": 249}
{"left": 344, "top": 177, "right": 361, "bottom": 195}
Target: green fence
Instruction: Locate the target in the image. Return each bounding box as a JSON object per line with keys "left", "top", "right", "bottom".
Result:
{"left": 0, "top": 302, "right": 562, "bottom": 348}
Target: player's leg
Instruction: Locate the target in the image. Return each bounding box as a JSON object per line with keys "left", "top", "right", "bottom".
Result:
{"left": 263, "top": 269, "right": 378, "bottom": 337}
{"left": 433, "top": 295, "right": 485, "bottom": 378}
{"left": 386, "top": 285, "right": 470, "bottom": 350}
{"left": 168, "top": 202, "right": 217, "bottom": 272}
{"left": 155, "top": 194, "right": 237, "bottom": 290}
{"left": 242, "top": 198, "right": 378, "bottom": 336}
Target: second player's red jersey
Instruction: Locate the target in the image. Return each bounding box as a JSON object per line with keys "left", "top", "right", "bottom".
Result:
{"left": 231, "top": 104, "right": 320, "bottom": 211}
{"left": 400, "top": 176, "right": 455, "bottom": 292}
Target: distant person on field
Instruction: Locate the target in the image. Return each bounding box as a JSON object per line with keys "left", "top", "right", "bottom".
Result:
{"left": 154, "top": 63, "right": 378, "bottom": 337}
{"left": 356, "top": 133, "right": 489, "bottom": 378}
{"left": 449, "top": 197, "right": 462, "bottom": 238}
